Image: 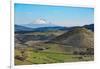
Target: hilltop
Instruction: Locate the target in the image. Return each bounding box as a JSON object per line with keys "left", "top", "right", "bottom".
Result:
{"left": 50, "top": 28, "right": 94, "bottom": 48}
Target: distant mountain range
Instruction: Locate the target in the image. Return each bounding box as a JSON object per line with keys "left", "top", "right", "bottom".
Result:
{"left": 15, "top": 24, "right": 94, "bottom": 33}
{"left": 32, "top": 26, "right": 68, "bottom": 32}
{"left": 15, "top": 24, "right": 67, "bottom": 33}
{"left": 20, "top": 23, "right": 57, "bottom": 28}
{"left": 15, "top": 25, "right": 33, "bottom": 32}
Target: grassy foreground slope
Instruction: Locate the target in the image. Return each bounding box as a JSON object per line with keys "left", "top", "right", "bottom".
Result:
{"left": 15, "top": 28, "right": 94, "bottom": 65}
{"left": 15, "top": 43, "right": 93, "bottom": 65}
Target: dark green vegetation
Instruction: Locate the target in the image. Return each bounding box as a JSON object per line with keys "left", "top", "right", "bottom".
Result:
{"left": 15, "top": 27, "right": 94, "bottom": 65}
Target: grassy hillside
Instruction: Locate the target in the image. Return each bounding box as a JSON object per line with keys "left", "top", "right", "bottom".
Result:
{"left": 51, "top": 28, "right": 94, "bottom": 48}
{"left": 15, "top": 43, "right": 94, "bottom": 65}
{"left": 15, "top": 28, "right": 94, "bottom": 65}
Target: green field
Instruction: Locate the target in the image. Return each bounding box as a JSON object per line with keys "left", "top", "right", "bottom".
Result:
{"left": 15, "top": 43, "right": 94, "bottom": 65}
{"left": 15, "top": 30, "right": 94, "bottom": 65}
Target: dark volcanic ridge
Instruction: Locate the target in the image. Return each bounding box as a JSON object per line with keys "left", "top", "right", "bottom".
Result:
{"left": 15, "top": 24, "right": 94, "bottom": 33}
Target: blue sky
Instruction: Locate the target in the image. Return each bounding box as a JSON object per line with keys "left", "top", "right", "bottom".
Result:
{"left": 15, "top": 3, "right": 94, "bottom": 27}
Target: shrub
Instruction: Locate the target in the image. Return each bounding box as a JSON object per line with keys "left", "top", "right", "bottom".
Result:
{"left": 15, "top": 55, "right": 26, "bottom": 61}
{"left": 73, "top": 51, "right": 79, "bottom": 55}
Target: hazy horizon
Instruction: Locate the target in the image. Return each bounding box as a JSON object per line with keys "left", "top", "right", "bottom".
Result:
{"left": 15, "top": 3, "right": 94, "bottom": 27}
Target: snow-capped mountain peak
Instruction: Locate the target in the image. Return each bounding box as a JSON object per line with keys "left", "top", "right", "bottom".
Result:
{"left": 20, "top": 18, "right": 57, "bottom": 28}
{"left": 33, "top": 18, "right": 49, "bottom": 24}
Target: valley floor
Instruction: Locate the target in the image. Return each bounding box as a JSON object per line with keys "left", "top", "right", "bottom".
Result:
{"left": 15, "top": 29, "right": 94, "bottom": 65}
{"left": 15, "top": 43, "right": 94, "bottom": 65}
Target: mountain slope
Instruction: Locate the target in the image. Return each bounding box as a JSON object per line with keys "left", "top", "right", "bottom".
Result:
{"left": 50, "top": 28, "right": 94, "bottom": 48}
{"left": 21, "top": 18, "right": 58, "bottom": 28}
{"left": 83, "top": 24, "right": 94, "bottom": 31}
